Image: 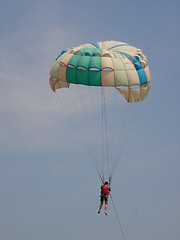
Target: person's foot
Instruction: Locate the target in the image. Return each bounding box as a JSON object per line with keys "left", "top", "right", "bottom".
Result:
{"left": 98, "top": 211, "right": 100, "bottom": 214}
{"left": 104, "top": 211, "right": 107, "bottom": 215}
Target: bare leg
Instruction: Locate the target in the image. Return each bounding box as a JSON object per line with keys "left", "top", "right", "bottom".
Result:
{"left": 104, "top": 201, "right": 108, "bottom": 215}
{"left": 98, "top": 201, "right": 103, "bottom": 214}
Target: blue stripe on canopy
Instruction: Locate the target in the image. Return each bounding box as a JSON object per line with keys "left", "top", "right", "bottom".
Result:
{"left": 136, "top": 68, "right": 147, "bottom": 85}
{"left": 108, "top": 43, "right": 130, "bottom": 50}
{"left": 91, "top": 43, "right": 100, "bottom": 49}
{"left": 119, "top": 52, "right": 132, "bottom": 60}
{"left": 120, "top": 52, "right": 147, "bottom": 85}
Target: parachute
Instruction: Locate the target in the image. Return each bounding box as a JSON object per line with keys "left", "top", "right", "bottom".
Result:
{"left": 49, "top": 40, "right": 150, "bottom": 181}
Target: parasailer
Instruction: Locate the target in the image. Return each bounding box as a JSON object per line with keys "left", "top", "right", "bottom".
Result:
{"left": 49, "top": 40, "right": 150, "bottom": 239}
{"left": 49, "top": 40, "right": 151, "bottom": 216}
{"left": 98, "top": 181, "right": 111, "bottom": 215}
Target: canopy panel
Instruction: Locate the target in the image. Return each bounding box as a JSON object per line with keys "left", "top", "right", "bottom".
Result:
{"left": 117, "top": 85, "right": 150, "bottom": 102}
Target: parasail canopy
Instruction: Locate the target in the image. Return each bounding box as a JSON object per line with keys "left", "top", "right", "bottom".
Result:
{"left": 49, "top": 40, "right": 151, "bottom": 182}
{"left": 49, "top": 40, "right": 150, "bottom": 102}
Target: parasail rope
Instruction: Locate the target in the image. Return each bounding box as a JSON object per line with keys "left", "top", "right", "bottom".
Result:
{"left": 110, "top": 193, "right": 126, "bottom": 240}
{"left": 55, "top": 91, "right": 102, "bottom": 180}
{"left": 102, "top": 87, "right": 110, "bottom": 180}
{"left": 68, "top": 87, "right": 97, "bottom": 159}
{"left": 69, "top": 87, "right": 102, "bottom": 171}
{"left": 111, "top": 103, "right": 141, "bottom": 178}
{"left": 101, "top": 88, "right": 104, "bottom": 180}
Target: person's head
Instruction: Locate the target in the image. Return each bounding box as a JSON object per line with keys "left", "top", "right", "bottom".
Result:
{"left": 105, "top": 181, "right": 108, "bottom": 185}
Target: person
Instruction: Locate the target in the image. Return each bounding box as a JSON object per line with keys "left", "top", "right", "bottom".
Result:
{"left": 98, "top": 181, "right": 111, "bottom": 215}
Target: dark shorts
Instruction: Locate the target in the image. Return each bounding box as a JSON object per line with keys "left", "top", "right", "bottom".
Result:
{"left": 100, "top": 194, "right": 109, "bottom": 203}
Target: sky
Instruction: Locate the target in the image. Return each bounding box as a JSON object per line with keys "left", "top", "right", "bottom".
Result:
{"left": 0, "top": 0, "right": 180, "bottom": 239}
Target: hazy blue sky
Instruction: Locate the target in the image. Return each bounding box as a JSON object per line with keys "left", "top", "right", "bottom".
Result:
{"left": 0, "top": 0, "right": 180, "bottom": 239}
